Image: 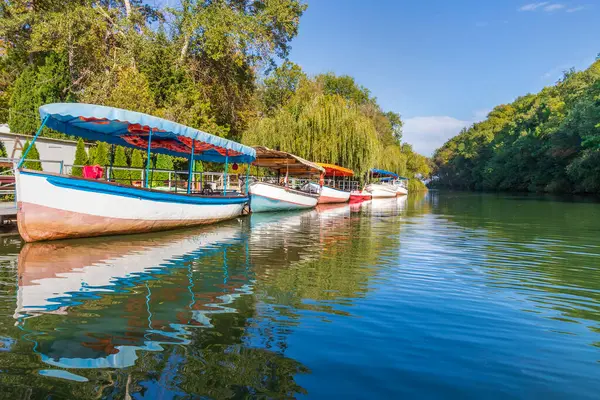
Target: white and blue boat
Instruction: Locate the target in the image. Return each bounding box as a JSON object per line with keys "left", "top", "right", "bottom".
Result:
{"left": 15, "top": 103, "right": 256, "bottom": 242}
{"left": 249, "top": 146, "right": 324, "bottom": 213}
{"left": 365, "top": 169, "right": 408, "bottom": 198}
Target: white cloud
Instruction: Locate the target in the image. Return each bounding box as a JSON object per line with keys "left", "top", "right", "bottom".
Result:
{"left": 544, "top": 3, "right": 565, "bottom": 11}
{"left": 403, "top": 110, "right": 492, "bottom": 156}
{"left": 519, "top": 2, "right": 583, "bottom": 13}
{"left": 402, "top": 116, "right": 472, "bottom": 156}
{"left": 475, "top": 21, "right": 489, "bottom": 28}
{"left": 519, "top": 2, "right": 549, "bottom": 11}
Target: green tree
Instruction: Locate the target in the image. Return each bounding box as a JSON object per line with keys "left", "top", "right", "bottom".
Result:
{"left": 87, "top": 146, "right": 96, "bottom": 166}
{"left": 130, "top": 149, "right": 145, "bottom": 183}
{"left": 0, "top": 140, "right": 7, "bottom": 173}
{"left": 112, "top": 146, "right": 129, "bottom": 184}
{"left": 261, "top": 61, "right": 306, "bottom": 114}
{"left": 22, "top": 140, "right": 42, "bottom": 171}
{"left": 152, "top": 154, "right": 173, "bottom": 187}
{"left": 433, "top": 59, "right": 600, "bottom": 194}
{"left": 71, "top": 138, "right": 87, "bottom": 176}
{"left": 93, "top": 143, "right": 110, "bottom": 167}
{"left": 8, "top": 67, "right": 38, "bottom": 134}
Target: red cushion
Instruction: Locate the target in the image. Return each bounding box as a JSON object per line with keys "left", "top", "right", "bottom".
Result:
{"left": 83, "top": 165, "right": 104, "bottom": 179}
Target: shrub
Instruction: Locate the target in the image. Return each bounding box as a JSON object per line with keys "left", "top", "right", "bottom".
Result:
{"left": 23, "top": 140, "right": 43, "bottom": 171}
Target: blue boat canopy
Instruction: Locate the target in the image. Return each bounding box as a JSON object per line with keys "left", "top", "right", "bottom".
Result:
{"left": 370, "top": 168, "right": 399, "bottom": 178}
{"left": 39, "top": 103, "right": 256, "bottom": 163}
{"left": 380, "top": 176, "right": 408, "bottom": 181}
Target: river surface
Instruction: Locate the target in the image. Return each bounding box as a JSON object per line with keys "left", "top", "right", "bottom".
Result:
{"left": 0, "top": 192, "right": 599, "bottom": 399}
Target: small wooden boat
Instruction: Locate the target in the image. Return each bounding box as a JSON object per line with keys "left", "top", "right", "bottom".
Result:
{"left": 249, "top": 146, "right": 324, "bottom": 213}
{"left": 364, "top": 183, "right": 398, "bottom": 198}
{"left": 15, "top": 103, "right": 256, "bottom": 242}
{"left": 365, "top": 169, "right": 402, "bottom": 198}
{"left": 304, "top": 182, "right": 350, "bottom": 203}
{"left": 312, "top": 163, "right": 353, "bottom": 204}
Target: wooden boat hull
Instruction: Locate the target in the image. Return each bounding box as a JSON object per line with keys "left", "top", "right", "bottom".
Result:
{"left": 396, "top": 186, "right": 408, "bottom": 196}
{"left": 15, "top": 169, "right": 247, "bottom": 242}
{"left": 365, "top": 183, "right": 398, "bottom": 198}
{"left": 307, "top": 183, "right": 350, "bottom": 204}
{"left": 249, "top": 182, "right": 318, "bottom": 212}
{"left": 349, "top": 190, "right": 372, "bottom": 203}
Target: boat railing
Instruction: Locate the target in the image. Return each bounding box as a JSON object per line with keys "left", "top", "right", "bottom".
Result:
{"left": 60, "top": 165, "right": 243, "bottom": 194}
{"left": 0, "top": 157, "right": 65, "bottom": 194}
{"left": 0, "top": 155, "right": 243, "bottom": 195}
{"left": 293, "top": 178, "right": 360, "bottom": 192}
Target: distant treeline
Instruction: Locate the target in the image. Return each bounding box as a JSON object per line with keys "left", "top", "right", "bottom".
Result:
{"left": 0, "top": 0, "right": 430, "bottom": 188}
{"left": 433, "top": 58, "right": 600, "bottom": 194}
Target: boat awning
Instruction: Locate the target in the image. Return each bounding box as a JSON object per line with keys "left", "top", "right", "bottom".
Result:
{"left": 370, "top": 168, "right": 398, "bottom": 178}
{"left": 317, "top": 163, "right": 354, "bottom": 177}
{"left": 252, "top": 146, "right": 325, "bottom": 177}
{"left": 39, "top": 103, "right": 256, "bottom": 163}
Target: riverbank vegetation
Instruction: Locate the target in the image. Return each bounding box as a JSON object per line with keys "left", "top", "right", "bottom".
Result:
{"left": 0, "top": 0, "right": 429, "bottom": 186}
{"left": 433, "top": 58, "right": 600, "bottom": 194}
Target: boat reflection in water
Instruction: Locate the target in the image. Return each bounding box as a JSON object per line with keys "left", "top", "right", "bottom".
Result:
{"left": 16, "top": 223, "right": 251, "bottom": 370}
{"left": 12, "top": 202, "right": 406, "bottom": 397}
{"left": 355, "top": 195, "right": 407, "bottom": 216}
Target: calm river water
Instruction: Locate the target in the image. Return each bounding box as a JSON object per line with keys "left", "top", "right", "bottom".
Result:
{"left": 0, "top": 192, "right": 599, "bottom": 398}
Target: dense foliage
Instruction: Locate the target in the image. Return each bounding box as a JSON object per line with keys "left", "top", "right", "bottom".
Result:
{"left": 1, "top": 0, "right": 429, "bottom": 186}
{"left": 244, "top": 68, "right": 430, "bottom": 183}
{"left": 434, "top": 58, "right": 600, "bottom": 194}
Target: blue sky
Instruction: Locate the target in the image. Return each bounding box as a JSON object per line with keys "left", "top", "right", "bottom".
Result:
{"left": 288, "top": 0, "right": 600, "bottom": 155}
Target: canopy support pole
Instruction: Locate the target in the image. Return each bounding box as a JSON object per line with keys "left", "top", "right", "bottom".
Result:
{"left": 187, "top": 140, "right": 195, "bottom": 194}
{"left": 223, "top": 149, "right": 229, "bottom": 195}
{"left": 245, "top": 164, "right": 250, "bottom": 195}
{"left": 108, "top": 144, "right": 115, "bottom": 182}
{"left": 145, "top": 129, "right": 153, "bottom": 188}
{"left": 18, "top": 115, "right": 49, "bottom": 169}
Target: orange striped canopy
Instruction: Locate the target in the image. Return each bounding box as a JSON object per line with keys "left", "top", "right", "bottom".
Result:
{"left": 317, "top": 163, "right": 354, "bottom": 177}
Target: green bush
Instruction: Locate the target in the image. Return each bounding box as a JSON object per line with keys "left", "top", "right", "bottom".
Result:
{"left": 130, "top": 149, "right": 144, "bottom": 183}
{"left": 72, "top": 138, "right": 87, "bottom": 176}
{"left": 408, "top": 178, "right": 428, "bottom": 192}
{"left": 22, "top": 140, "right": 43, "bottom": 171}
{"left": 152, "top": 154, "right": 173, "bottom": 187}
{"left": 94, "top": 142, "right": 110, "bottom": 167}
{"left": 112, "top": 146, "right": 129, "bottom": 184}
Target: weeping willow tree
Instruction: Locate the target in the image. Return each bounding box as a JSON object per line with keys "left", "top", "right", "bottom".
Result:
{"left": 243, "top": 94, "right": 380, "bottom": 177}
{"left": 378, "top": 145, "right": 408, "bottom": 177}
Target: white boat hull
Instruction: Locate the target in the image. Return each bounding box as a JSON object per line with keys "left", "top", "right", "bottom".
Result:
{"left": 306, "top": 183, "right": 350, "bottom": 204}
{"left": 365, "top": 183, "right": 398, "bottom": 198}
{"left": 15, "top": 169, "right": 246, "bottom": 242}
{"left": 249, "top": 182, "right": 318, "bottom": 212}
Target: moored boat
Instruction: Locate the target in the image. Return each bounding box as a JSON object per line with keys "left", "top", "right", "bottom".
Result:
{"left": 365, "top": 169, "right": 401, "bottom": 198}
{"left": 364, "top": 183, "right": 398, "bottom": 198}
{"left": 305, "top": 182, "right": 350, "bottom": 204}
{"left": 249, "top": 146, "right": 324, "bottom": 213}
{"left": 313, "top": 163, "right": 353, "bottom": 204}
{"left": 385, "top": 176, "right": 409, "bottom": 196}
{"left": 15, "top": 103, "right": 256, "bottom": 242}
{"left": 249, "top": 181, "right": 319, "bottom": 212}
